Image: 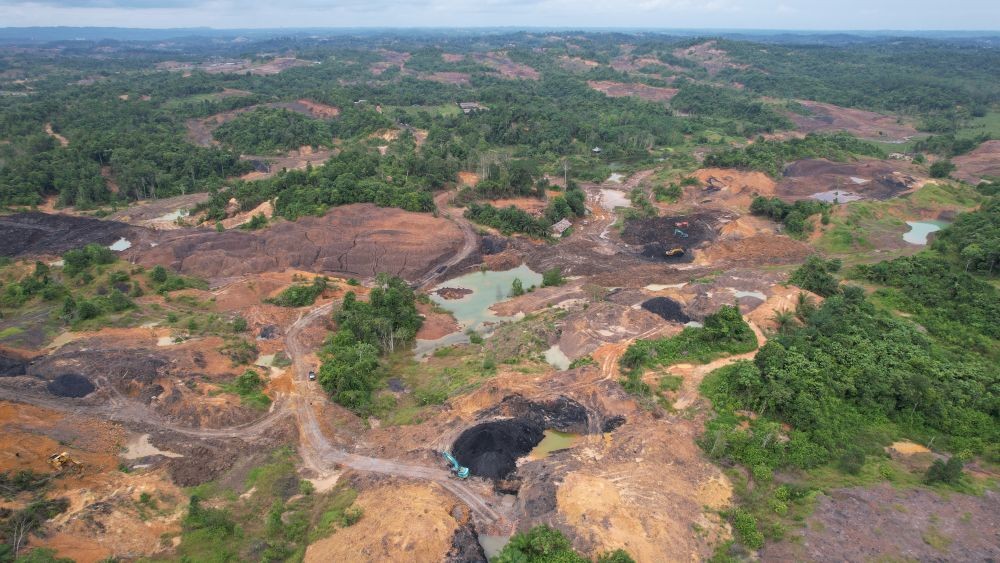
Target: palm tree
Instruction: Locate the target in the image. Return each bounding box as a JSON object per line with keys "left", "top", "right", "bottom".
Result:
{"left": 795, "top": 292, "right": 816, "bottom": 322}
{"left": 772, "top": 309, "right": 797, "bottom": 334}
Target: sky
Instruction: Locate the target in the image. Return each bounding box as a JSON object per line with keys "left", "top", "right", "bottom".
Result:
{"left": 0, "top": 0, "right": 998, "bottom": 31}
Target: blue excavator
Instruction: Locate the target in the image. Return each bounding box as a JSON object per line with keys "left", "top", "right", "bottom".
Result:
{"left": 441, "top": 451, "right": 470, "bottom": 479}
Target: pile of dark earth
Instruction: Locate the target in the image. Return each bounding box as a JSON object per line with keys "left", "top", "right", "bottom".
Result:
{"left": 46, "top": 373, "right": 96, "bottom": 398}
{"left": 452, "top": 418, "right": 544, "bottom": 479}
{"left": 641, "top": 297, "right": 691, "bottom": 323}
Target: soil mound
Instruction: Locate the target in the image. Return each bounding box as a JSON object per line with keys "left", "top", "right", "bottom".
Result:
{"left": 435, "top": 287, "right": 473, "bottom": 300}
{"left": 47, "top": 373, "right": 95, "bottom": 397}
{"left": 452, "top": 418, "right": 544, "bottom": 479}
{"left": 641, "top": 297, "right": 690, "bottom": 323}
{"left": 0, "top": 212, "right": 134, "bottom": 257}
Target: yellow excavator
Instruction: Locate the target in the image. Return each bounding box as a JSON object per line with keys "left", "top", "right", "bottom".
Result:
{"left": 48, "top": 452, "right": 83, "bottom": 473}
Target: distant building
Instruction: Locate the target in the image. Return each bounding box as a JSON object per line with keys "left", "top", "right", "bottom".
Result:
{"left": 458, "top": 102, "right": 487, "bottom": 114}
{"left": 551, "top": 218, "right": 572, "bottom": 236}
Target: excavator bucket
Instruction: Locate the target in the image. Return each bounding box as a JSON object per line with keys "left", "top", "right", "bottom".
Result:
{"left": 48, "top": 452, "right": 82, "bottom": 472}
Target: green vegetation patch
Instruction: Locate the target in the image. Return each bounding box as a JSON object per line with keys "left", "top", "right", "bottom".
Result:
{"left": 265, "top": 277, "right": 329, "bottom": 308}
{"left": 212, "top": 107, "right": 332, "bottom": 154}
{"left": 704, "top": 133, "right": 885, "bottom": 176}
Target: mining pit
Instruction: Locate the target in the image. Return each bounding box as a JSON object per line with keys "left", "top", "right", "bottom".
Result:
{"left": 620, "top": 214, "right": 719, "bottom": 262}
{"left": 452, "top": 395, "right": 615, "bottom": 479}
{"left": 453, "top": 418, "right": 545, "bottom": 479}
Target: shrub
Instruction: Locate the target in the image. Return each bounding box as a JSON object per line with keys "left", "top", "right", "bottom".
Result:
{"left": 929, "top": 160, "right": 956, "bottom": 178}
{"left": 542, "top": 268, "right": 565, "bottom": 287}
{"left": 925, "top": 457, "right": 964, "bottom": 485}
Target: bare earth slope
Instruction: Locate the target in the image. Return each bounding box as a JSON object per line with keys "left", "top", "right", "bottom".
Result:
{"left": 137, "top": 203, "right": 465, "bottom": 282}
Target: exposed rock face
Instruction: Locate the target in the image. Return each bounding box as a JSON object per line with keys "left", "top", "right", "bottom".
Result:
{"left": 137, "top": 203, "right": 465, "bottom": 282}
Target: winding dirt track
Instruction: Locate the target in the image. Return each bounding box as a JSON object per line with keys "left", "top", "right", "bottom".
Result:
{"left": 284, "top": 302, "right": 502, "bottom": 524}
{"left": 0, "top": 198, "right": 503, "bottom": 524}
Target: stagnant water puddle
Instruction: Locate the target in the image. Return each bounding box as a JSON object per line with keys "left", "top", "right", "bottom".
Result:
{"left": 414, "top": 264, "right": 542, "bottom": 357}
{"left": 728, "top": 288, "right": 767, "bottom": 301}
{"left": 527, "top": 429, "right": 580, "bottom": 460}
{"left": 810, "top": 190, "right": 862, "bottom": 203}
{"left": 903, "top": 220, "right": 948, "bottom": 245}
{"left": 599, "top": 188, "right": 631, "bottom": 210}
{"left": 108, "top": 237, "right": 132, "bottom": 251}
{"left": 154, "top": 208, "right": 190, "bottom": 223}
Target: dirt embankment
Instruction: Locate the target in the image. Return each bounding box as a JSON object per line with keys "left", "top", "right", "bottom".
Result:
{"left": 0, "top": 401, "right": 183, "bottom": 562}
{"left": 304, "top": 480, "right": 467, "bottom": 563}
{"left": 787, "top": 100, "right": 922, "bottom": 142}
{"left": 951, "top": 139, "right": 1000, "bottom": 184}
{"left": 587, "top": 81, "right": 678, "bottom": 103}
{"left": 136, "top": 204, "right": 466, "bottom": 283}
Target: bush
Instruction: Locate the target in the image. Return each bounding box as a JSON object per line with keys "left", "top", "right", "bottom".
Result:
{"left": 542, "top": 268, "right": 565, "bottom": 287}
{"left": 62, "top": 243, "right": 117, "bottom": 277}
{"left": 510, "top": 278, "right": 525, "bottom": 297}
{"left": 788, "top": 255, "right": 841, "bottom": 297}
{"left": 265, "top": 277, "right": 328, "bottom": 307}
{"left": 929, "top": 160, "right": 956, "bottom": 178}
{"left": 494, "top": 525, "right": 588, "bottom": 563}
{"left": 240, "top": 213, "right": 268, "bottom": 230}
{"left": 728, "top": 508, "right": 764, "bottom": 550}
{"left": 925, "top": 457, "right": 964, "bottom": 485}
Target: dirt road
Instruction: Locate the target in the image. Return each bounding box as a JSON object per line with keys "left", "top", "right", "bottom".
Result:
{"left": 284, "top": 301, "right": 504, "bottom": 525}
{"left": 412, "top": 191, "right": 479, "bottom": 290}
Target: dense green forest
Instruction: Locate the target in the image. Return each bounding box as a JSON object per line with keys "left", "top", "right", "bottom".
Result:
{"left": 212, "top": 107, "right": 332, "bottom": 154}
{"left": 4, "top": 31, "right": 993, "bottom": 212}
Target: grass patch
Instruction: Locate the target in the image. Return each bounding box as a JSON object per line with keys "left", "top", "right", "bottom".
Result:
{"left": 0, "top": 326, "right": 24, "bottom": 339}
{"left": 177, "top": 447, "right": 362, "bottom": 562}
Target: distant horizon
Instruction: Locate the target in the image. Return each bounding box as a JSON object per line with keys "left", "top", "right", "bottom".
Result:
{"left": 1, "top": 0, "right": 997, "bottom": 33}
{"left": 1, "top": 25, "right": 999, "bottom": 33}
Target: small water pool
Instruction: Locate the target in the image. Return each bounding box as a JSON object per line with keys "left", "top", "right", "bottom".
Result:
{"left": 527, "top": 430, "right": 581, "bottom": 460}
{"left": 155, "top": 208, "right": 190, "bottom": 223}
{"left": 600, "top": 189, "right": 631, "bottom": 210}
{"left": 811, "top": 190, "right": 862, "bottom": 203}
{"left": 415, "top": 265, "right": 543, "bottom": 356}
{"left": 108, "top": 237, "right": 132, "bottom": 251}
{"left": 729, "top": 288, "right": 767, "bottom": 301}
{"left": 903, "top": 221, "right": 948, "bottom": 245}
